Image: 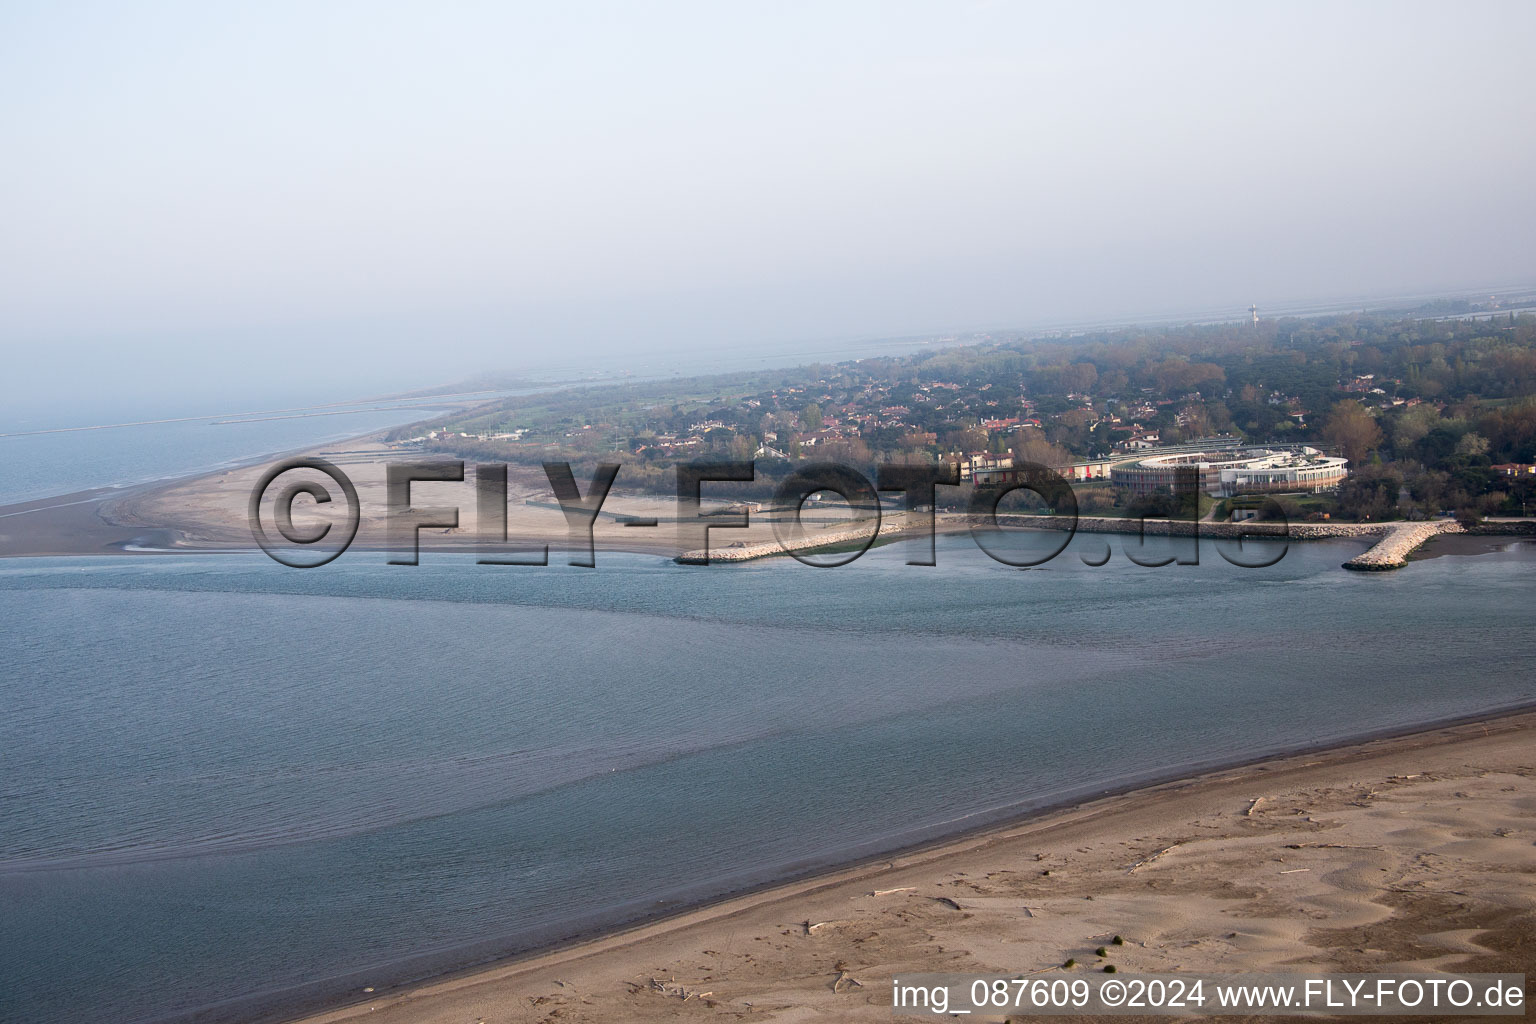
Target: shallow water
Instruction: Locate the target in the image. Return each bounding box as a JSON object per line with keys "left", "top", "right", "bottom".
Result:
{"left": 0, "top": 401, "right": 461, "bottom": 507}
{"left": 1, "top": 532, "right": 1533, "bottom": 1023}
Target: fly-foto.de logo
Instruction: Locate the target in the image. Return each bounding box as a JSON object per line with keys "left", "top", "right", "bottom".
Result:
{"left": 249, "top": 458, "right": 1288, "bottom": 569}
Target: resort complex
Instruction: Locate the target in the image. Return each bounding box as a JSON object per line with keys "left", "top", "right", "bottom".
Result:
{"left": 961, "top": 439, "right": 1350, "bottom": 499}
{"left": 1109, "top": 445, "right": 1350, "bottom": 497}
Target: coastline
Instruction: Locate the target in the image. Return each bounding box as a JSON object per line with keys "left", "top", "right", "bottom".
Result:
{"left": 5, "top": 424, "right": 1534, "bottom": 1022}
{"left": 0, "top": 396, "right": 495, "bottom": 557}
{"left": 5, "top": 425, "right": 1532, "bottom": 564}
{"left": 285, "top": 708, "right": 1536, "bottom": 1024}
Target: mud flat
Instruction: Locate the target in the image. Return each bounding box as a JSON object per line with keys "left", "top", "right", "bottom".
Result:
{"left": 1412, "top": 527, "right": 1536, "bottom": 560}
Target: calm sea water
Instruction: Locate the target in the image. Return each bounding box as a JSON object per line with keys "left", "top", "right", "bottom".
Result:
{"left": 2, "top": 533, "right": 1533, "bottom": 1023}
{"left": 0, "top": 401, "right": 462, "bottom": 507}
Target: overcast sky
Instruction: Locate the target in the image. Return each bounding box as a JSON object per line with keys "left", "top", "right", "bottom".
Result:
{"left": 3, "top": 1, "right": 1534, "bottom": 415}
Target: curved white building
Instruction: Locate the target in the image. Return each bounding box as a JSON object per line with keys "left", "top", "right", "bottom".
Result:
{"left": 1110, "top": 446, "right": 1348, "bottom": 497}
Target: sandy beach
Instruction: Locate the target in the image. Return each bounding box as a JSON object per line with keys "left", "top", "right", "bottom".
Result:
{"left": 286, "top": 713, "right": 1536, "bottom": 1024}
{"left": 5, "top": 428, "right": 1530, "bottom": 566}
{"left": 0, "top": 433, "right": 882, "bottom": 559}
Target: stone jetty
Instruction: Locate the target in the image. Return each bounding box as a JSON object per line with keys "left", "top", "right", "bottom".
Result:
{"left": 677, "top": 514, "right": 918, "bottom": 563}
{"left": 1340, "top": 520, "right": 1464, "bottom": 571}
{"left": 677, "top": 511, "right": 1493, "bottom": 568}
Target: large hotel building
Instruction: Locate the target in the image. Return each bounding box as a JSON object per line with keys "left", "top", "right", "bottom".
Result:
{"left": 1108, "top": 446, "right": 1349, "bottom": 497}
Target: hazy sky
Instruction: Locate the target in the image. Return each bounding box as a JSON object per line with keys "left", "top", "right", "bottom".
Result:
{"left": 3, "top": 1, "right": 1534, "bottom": 415}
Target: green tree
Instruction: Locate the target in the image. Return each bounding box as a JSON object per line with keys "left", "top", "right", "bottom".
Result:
{"left": 1454, "top": 432, "right": 1490, "bottom": 457}
{"left": 1323, "top": 400, "right": 1384, "bottom": 466}
{"left": 1335, "top": 464, "right": 1403, "bottom": 521}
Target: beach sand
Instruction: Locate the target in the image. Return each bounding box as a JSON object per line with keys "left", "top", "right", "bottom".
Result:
{"left": 3, "top": 428, "right": 1531, "bottom": 564}
{"left": 292, "top": 714, "right": 1536, "bottom": 1024}
{"left": 4, "top": 438, "right": 1532, "bottom": 1019}
{"left": 0, "top": 436, "right": 912, "bottom": 560}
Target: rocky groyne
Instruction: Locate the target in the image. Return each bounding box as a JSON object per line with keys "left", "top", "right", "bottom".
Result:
{"left": 679, "top": 513, "right": 1393, "bottom": 564}
{"left": 677, "top": 514, "right": 917, "bottom": 563}
{"left": 678, "top": 512, "right": 1529, "bottom": 568}
{"left": 985, "top": 515, "right": 1384, "bottom": 541}
{"left": 1340, "top": 521, "right": 1465, "bottom": 571}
